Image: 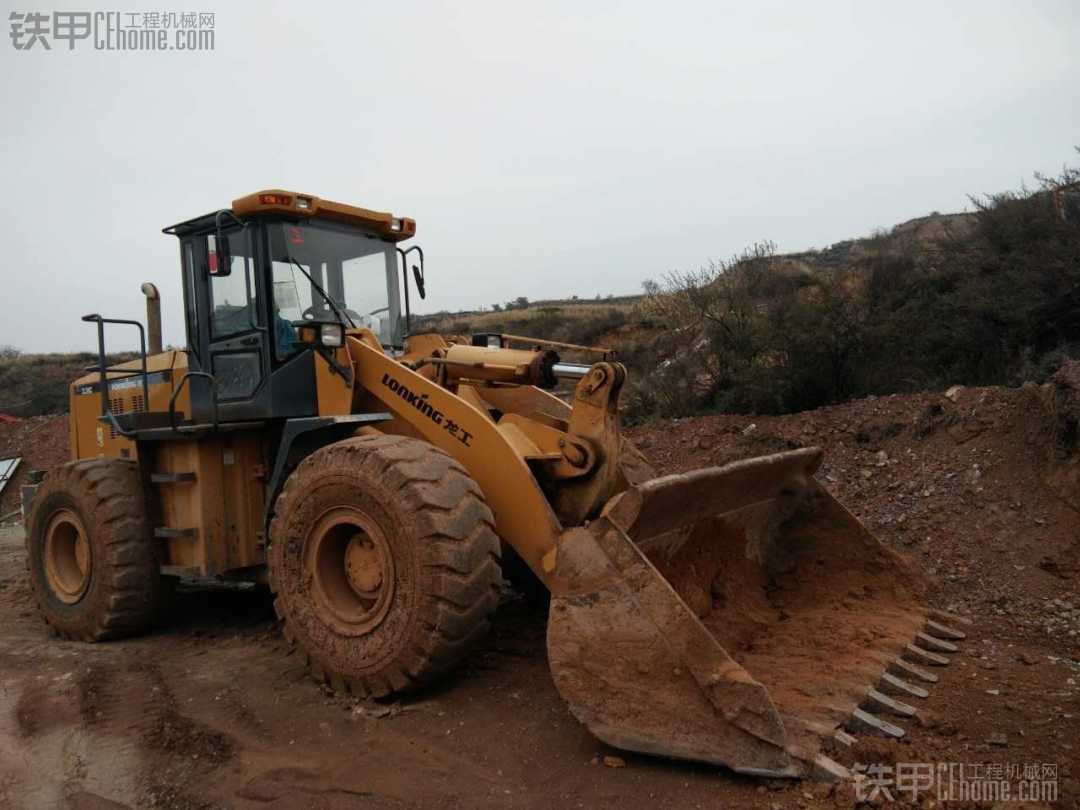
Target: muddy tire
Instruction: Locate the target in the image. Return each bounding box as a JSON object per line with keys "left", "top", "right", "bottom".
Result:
{"left": 26, "top": 459, "right": 160, "bottom": 642}
{"left": 268, "top": 434, "right": 502, "bottom": 698}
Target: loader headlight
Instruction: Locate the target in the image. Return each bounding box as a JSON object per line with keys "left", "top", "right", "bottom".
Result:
{"left": 320, "top": 323, "right": 344, "bottom": 348}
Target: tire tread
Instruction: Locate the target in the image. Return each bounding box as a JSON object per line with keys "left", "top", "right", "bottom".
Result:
{"left": 268, "top": 434, "right": 501, "bottom": 697}
{"left": 26, "top": 458, "right": 159, "bottom": 642}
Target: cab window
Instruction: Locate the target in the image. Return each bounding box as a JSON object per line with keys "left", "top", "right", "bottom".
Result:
{"left": 208, "top": 230, "right": 258, "bottom": 338}
{"left": 270, "top": 259, "right": 320, "bottom": 360}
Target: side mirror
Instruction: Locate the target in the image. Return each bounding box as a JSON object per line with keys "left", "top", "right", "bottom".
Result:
{"left": 412, "top": 264, "right": 426, "bottom": 299}
{"left": 209, "top": 209, "right": 244, "bottom": 276}
{"left": 208, "top": 231, "right": 232, "bottom": 276}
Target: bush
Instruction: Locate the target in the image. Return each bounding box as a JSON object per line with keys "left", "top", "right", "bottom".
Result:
{"left": 629, "top": 155, "right": 1080, "bottom": 420}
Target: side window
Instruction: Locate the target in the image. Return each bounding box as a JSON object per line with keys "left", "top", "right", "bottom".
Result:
{"left": 208, "top": 231, "right": 258, "bottom": 339}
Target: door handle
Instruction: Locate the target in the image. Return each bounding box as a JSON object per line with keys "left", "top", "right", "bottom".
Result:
{"left": 238, "top": 336, "right": 259, "bottom": 346}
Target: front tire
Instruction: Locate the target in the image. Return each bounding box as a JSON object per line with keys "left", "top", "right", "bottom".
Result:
{"left": 26, "top": 459, "right": 161, "bottom": 641}
{"left": 268, "top": 435, "right": 502, "bottom": 698}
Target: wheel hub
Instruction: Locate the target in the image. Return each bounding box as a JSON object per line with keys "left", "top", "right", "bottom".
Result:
{"left": 345, "top": 536, "right": 384, "bottom": 596}
{"left": 306, "top": 507, "right": 395, "bottom": 636}
{"left": 44, "top": 509, "right": 91, "bottom": 604}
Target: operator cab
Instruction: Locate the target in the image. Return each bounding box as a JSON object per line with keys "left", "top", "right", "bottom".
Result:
{"left": 162, "top": 190, "right": 423, "bottom": 424}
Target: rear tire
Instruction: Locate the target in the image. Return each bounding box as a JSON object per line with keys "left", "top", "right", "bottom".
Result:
{"left": 26, "top": 459, "right": 161, "bottom": 641}
{"left": 268, "top": 434, "right": 502, "bottom": 698}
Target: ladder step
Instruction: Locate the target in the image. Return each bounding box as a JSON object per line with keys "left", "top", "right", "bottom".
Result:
{"left": 150, "top": 472, "right": 196, "bottom": 484}
{"left": 154, "top": 527, "right": 197, "bottom": 539}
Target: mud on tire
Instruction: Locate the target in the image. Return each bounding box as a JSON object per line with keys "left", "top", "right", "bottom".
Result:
{"left": 26, "top": 459, "right": 161, "bottom": 642}
{"left": 268, "top": 434, "right": 502, "bottom": 698}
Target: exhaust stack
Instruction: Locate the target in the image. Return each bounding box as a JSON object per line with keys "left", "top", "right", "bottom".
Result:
{"left": 141, "top": 282, "right": 162, "bottom": 355}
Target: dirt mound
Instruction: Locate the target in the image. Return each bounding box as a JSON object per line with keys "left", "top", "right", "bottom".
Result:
{"left": 0, "top": 414, "right": 69, "bottom": 518}
{"left": 626, "top": 376, "right": 1080, "bottom": 654}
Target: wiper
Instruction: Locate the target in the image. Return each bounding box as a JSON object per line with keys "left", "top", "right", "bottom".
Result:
{"left": 286, "top": 256, "right": 357, "bottom": 329}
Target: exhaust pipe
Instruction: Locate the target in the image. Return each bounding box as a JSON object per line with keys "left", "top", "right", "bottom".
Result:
{"left": 141, "top": 282, "right": 162, "bottom": 355}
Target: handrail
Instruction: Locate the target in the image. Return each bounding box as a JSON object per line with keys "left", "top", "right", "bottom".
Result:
{"left": 81, "top": 314, "right": 150, "bottom": 434}
{"left": 168, "top": 371, "right": 219, "bottom": 433}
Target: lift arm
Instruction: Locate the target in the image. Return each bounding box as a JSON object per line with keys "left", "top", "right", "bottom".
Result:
{"left": 347, "top": 334, "right": 566, "bottom": 579}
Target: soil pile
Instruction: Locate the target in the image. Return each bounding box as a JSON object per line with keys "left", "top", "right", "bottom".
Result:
{"left": 0, "top": 414, "right": 68, "bottom": 517}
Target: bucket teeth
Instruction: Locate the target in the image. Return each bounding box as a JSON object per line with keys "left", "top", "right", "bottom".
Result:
{"left": 878, "top": 672, "right": 930, "bottom": 699}
{"left": 904, "top": 643, "right": 951, "bottom": 667}
{"left": 865, "top": 687, "right": 917, "bottom": 718}
{"left": 785, "top": 715, "right": 859, "bottom": 750}
{"left": 929, "top": 608, "right": 973, "bottom": 627}
{"left": 848, "top": 708, "right": 905, "bottom": 738}
{"left": 925, "top": 619, "right": 966, "bottom": 641}
{"left": 888, "top": 657, "right": 939, "bottom": 683}
{"left": 915, "top": 631, "right": 959, "bottom": 653}
{"left": 833, "top": 729, "right": 857, "bottom": 748}
{"left": 812, "top": 754, "right": 851, "bottom": 781}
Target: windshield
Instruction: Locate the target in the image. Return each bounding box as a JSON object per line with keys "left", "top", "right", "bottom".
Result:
{"left": 268, "top": 221, "right": 402, "bottom": 347}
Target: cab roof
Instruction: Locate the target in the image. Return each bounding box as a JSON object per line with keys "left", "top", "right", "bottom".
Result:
{"left": 162, "top": 189, "right": 417, "bottom": 241}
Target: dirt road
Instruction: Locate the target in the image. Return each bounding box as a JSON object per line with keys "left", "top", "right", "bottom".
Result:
{"left": 2, "top": 524, "right": 806, "bottom": 810}
{"left": 1, "top": 382, "right": 1078, "bottom": 808}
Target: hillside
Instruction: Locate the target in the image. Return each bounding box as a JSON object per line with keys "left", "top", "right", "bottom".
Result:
{"left": 0, "top": 351, "right": 138, "bottom": 418}
{"left": 414, "top": 212, "right": 976, "bottom": 347}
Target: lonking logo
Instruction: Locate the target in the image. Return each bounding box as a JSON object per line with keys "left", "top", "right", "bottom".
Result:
{"left": 381, "top": 373, "right": 444, "bottom": 425}
{"left": 380, "top": 372, "right": 475, "bottom": 448}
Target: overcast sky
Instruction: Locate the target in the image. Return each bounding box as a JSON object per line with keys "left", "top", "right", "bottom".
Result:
{"left": 2, "top": 0, "right": 1078, "bottom": 352}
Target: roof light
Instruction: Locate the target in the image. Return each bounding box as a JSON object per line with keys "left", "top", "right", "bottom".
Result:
{"left": 259, "top": 193, "right": 292, "bottom": 206}
{"left": 390, "top": 218, "right": 403, "bottom": 232}
{"left": 296, "top": 196, "right": 312, "bottom": 210}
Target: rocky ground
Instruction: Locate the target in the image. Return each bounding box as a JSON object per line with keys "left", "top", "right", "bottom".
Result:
{"left": 0, "top": 377, "right": 1078, "bottom": 808}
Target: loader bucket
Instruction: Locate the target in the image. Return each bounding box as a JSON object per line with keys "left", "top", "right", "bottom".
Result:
{"left": 547, "top": 447, "right": 965, "bottom": 779}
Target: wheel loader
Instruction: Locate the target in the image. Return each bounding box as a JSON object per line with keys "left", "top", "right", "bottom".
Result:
{"left": 25, "top": 190, "right": 968, "bottom": 780}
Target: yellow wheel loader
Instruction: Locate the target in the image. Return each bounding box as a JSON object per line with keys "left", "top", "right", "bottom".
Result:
{"left": 25, "top": 190, "right": 967, "bottom": 779}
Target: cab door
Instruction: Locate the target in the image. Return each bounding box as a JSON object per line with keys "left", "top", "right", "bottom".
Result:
{"left": 198, "top": 227, "right": 272, "bottom": 421}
